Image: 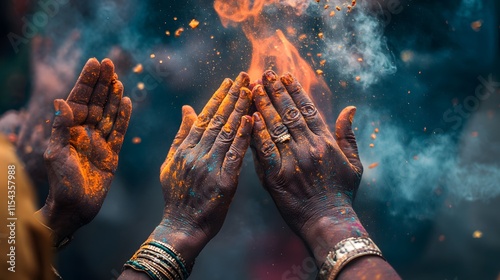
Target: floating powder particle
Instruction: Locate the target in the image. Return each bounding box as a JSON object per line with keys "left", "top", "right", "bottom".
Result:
{"left": 368, "top": 162, "right": 379, "bottom": 169}
{"left": 175, "top": 28, "right": 185, "bottom": 37}
{"left": 471, "top": 20, "right": 483, "bottom": 32}
{"left": 132, "top": 137, "right": 142, "bottom": 144}
{"left": 473, "top": 230, "right": 483, "bottom": 238}
{"left": 137, "top": 82, "right": 145, "bottom": 90}
{"left": 316, "top": 69, "right": 324, "bottom": 75}
{"left": 189, "top": 19, "right": 200, "bottom": 29}
{"left": 133, "top": 64, "right": 143, "bottom": 74}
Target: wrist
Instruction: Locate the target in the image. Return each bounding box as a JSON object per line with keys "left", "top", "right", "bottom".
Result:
{"left": 35, "top": 204, "right": 79, "bottom": 247}
{"left": 148, "top": 218, "right": 211, "bottom": 267}
{"left": 301, "top": 206, "right": 369, "bottom": 267}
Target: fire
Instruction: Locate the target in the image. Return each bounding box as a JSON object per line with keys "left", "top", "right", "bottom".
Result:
{"left": 214, "top": 0, "right": 328, "bottom": 98}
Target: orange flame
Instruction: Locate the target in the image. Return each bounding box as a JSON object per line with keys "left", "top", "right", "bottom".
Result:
{"left": 214, "top": 0, "right": 329, "bottom": 100}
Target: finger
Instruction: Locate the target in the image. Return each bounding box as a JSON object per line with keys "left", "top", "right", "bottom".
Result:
{"left": 335, "top": 106, "right": 362, "bottom": 174}
{"left": 221, "top": 115, "right": 253, "bottom": 179}
{"left": 250, "top": 112, "right": 281, "bottom": 174}
{"left": 262, "top": 70, "right": 310, "bottom": 140}
{"left": 181, "top": 78, "right": 233, "bottom": 146}
{"left": 209, "top": 88, "right": 253, "bottom": 159}
{"left": 280, "top": 73, "right": 330, "bottom": 136}
{"left": 165, "top": 105, "right": 197, "bottom": 165}
{"left": 67, "top": 58, "right": 101, "bottom": 124}
{"left": 45, "top": 99, "right": 73, "bottom": 155}
{"left": 107, "top": 97, "right": 132, "bottom": 154}
{"left": 197, "top": 73, "right": 251, "bottom": 151}
{"left": 86, "top": 58, "right": 115, "bottom": 125}
{"left": 97, "top": 80, "right": 123, "bottom": 137}
{"left": 252, "top": 85, "right": 289, "bottom": 145}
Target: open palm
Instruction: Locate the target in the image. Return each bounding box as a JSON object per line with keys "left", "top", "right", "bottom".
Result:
{"left": 40, "top": 58, "right": 132, "bottom": 244}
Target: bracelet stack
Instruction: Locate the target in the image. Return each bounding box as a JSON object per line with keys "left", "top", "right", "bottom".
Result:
{"left": 123, "top": 240, "right": 192, "bottom": 280}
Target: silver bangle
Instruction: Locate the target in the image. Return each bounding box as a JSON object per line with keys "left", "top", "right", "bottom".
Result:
{"left": 317, "top": 237, "right": 385, "bottom": 280}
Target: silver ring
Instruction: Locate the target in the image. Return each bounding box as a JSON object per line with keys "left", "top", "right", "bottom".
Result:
{"left": 275, "top": 133, "right": 291, "bottom": 144}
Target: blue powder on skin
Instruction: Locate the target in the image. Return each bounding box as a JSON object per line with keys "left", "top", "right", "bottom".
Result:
{"left": 55, "top": 110, "right": 61, "bottom": 116}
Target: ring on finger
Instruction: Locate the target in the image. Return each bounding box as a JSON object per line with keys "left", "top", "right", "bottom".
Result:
{"left": 274, "top": 133, "right": 291, "bottom": 144}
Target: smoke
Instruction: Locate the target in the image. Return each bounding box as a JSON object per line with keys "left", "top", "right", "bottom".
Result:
{"left": 356, "top": 107, "right": 500, "bottom": 219}
{"left": 269, "top": 0, "right": 397, "bottom": 88}
{"left": 321, "top": 1, "right": 397, "bottom": 88}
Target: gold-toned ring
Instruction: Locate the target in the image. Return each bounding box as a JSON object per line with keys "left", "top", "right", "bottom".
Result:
{"left": 275, "top": 133, "right": 291, "bottom": 144}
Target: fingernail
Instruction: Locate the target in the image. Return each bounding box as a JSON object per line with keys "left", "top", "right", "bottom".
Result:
{"left": 240, "top": 88, "right": 248, "bottom": 98}
{"left": 281, "top": 73, "right": 294, "bottom": 85}
{"left": 253, "top": 112, "right": 261, "bottom": 122}
{"left": 349, "top": 107, "right": 357, "bottom": 124}
{"left": 264, "top": 70, "right": 277, "bottom": 82}
{"left": 254, "top": 85, "right": 266, "bottom": 96}
{"left": 243, "top": 115, "right": 252, "bottom": 123}
{"left": 236, "top": 72, "right": 250, "bottom": 85}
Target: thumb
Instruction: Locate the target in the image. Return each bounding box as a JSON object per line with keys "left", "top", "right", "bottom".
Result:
{"left": 163, "top": 105, "right": 197, "bottom": 169}
{"left": 50, "top": 99, "right": 73, "bottom": 147}
{"left": 335, "top": 106, "right": 362, "bottom": 174}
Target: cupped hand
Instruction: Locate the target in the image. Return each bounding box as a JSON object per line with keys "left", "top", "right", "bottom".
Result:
{"left": 36, "top": 58, "right": 132, "bottom": 245}
{"left": 250, "top": 70, "right": 363, "bottom": 238}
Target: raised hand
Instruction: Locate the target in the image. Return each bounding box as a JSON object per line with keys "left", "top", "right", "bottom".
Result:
{"left": 35, "top": 58, "right": 132, "bottom": 246}
{"left": 151, "top": 73, "right": 253, "bottom": 265}
{"left": 16, "top": 33, "right": 82, "bottom": 183}
{"left": 250, "top": 70, "right": 365, "bottom": 264}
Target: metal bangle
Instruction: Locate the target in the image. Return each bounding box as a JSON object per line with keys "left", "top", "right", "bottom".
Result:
{"left": 137, "top": 250, "right": 181, "bottom": 280}
{"left": 141, "top": 245, "right": 184, "bottom": 279}
{"left": 317, "top": 237, "right": 385, "bottom": 280}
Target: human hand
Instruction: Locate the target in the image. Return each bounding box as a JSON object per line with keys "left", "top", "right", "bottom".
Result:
{"left": 35, "top": 58, "right": 132, "bottom": 246}
{"left": 251, "top": 71, "right": 365, "bottom": 264}
{"left": 16, "top": 33, "right": 81, "bottom": 183}
{"left": 150, "top": 73, "right": 254, "bottom": 265}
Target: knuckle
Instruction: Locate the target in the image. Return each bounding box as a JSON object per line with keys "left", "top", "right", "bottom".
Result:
{"left": 208, "top": 114, "right": 226, "bottom": 131}
{"left": 225, "top": 147, "right": 241, "bottom": 162}
{"left": 272, "top": 81, "right": 286, "bottom": 92}
{"left": 257, "top": 97, "right": 273, "bottom": 108}
{"left": 282, "top": 107, "right": 302, "bottom": 124}
{"left": 218, "top": 125, "right": 235, "bottom": 142}
{"left": 287, "top": 83, "right": 302, "bottom": 95}
{"left": 260, "top": 140, "right": 276, "bottom": 156}
{"left": 271, "top": 123, "right": 288, "bottom": 138}
{"left": 300, "top": 103, "right": 318, "bottom": 118}
{"left": 196, "top": 114, "right": 210, "bottom": 127}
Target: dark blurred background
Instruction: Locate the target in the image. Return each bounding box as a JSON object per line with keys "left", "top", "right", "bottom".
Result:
{"left": 1, "top": 0, "right": 499, "bottom": 279}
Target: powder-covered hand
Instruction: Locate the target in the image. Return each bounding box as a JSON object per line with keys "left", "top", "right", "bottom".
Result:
{"left": 35, "top": 58, "right": 132, "bottom": 246}
{"left": 151, "top": 73, "right": 254, "bottom": 265}
{"left": 251, "top": 71, "right": 364, "bottom": 263}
